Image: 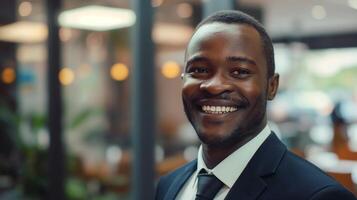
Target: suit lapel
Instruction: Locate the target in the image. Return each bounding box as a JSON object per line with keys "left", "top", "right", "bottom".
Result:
{"left": 225, "top": 133, "right": 287, "bottom": 200}
{"left": 225, "top": 171, "right": 266, "bottom": 200}
{"left": 164, "top": 160, "right": 197, "bottom": 200}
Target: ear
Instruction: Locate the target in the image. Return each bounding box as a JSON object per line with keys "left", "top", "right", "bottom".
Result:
{"left": 267, "top": 73, "right": 279, "bottom": 100}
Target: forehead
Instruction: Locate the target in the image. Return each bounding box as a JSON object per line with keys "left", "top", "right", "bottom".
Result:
{"left": 186, "top": 22, "right": 265, "bottom": 66}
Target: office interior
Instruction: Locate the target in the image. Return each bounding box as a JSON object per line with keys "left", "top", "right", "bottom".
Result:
{"left": 0, "top": 0, "right": 357, "bottom": 199}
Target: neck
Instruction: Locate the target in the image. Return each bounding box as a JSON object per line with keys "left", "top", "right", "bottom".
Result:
{"left": 201, "top": 123, "right": 266, "bottom": 169}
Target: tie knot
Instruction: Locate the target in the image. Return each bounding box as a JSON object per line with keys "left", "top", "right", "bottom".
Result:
{"left": 196, "top": 170, "right": 224, "bottom": 200}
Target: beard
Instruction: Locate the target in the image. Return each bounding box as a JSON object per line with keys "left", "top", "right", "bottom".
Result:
{"left": 182, "top": 92, "right": 268, "bottom": 148}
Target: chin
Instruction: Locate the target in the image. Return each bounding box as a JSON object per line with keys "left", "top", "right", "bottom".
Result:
{"left": 196, "top": 129, "right": 238, "bottom": 148}
{"left": 197, "top": 125, "right": 260, "bottom": 148}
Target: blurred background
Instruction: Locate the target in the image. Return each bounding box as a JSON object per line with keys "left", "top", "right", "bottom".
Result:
{"left": 1, "top": 0, "right": 357, "bottom": 199}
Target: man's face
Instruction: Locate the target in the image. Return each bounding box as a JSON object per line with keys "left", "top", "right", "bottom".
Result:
{"left": 182, "top": 22, "right": 278, "bottom": 147}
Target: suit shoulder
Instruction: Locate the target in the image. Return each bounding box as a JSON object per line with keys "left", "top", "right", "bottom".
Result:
{"left": 310, "top": 184, "right": 357, "bottom": 200}
{"left": 264, "top": 150, "right": 356, "bottom": 199}
{"left": 282, "top": 151, "right": 338, "bottom": 185}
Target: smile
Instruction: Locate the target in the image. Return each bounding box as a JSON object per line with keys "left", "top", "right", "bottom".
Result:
{"left": 201, "top": 105, "right": 237, "bottom": 114}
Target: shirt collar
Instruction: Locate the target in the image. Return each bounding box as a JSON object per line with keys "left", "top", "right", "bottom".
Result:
{"left": 196, "top": 124, "right": 271, "bottom": 188}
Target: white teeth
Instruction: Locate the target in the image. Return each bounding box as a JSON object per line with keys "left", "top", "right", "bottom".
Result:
{"left": 201, "top": 105, "right": 238, "bottom": 114}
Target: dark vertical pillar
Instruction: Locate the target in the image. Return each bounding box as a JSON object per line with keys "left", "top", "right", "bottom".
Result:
{"left": 46, "top": 0, "right": 65, "bottom": 199}
{"left": 203, "top": 0, "right": 235, "bottom": 17}
{"left": 0, "top": 0, "right": 18, "bottom": 192}
{"left": 0, "top": 0, "right": 17, "bottom": 110}
{"left": 130, "top": 0, "right": 155, "bottom": 199}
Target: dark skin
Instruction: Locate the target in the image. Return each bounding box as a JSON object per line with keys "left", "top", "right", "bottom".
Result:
{"left": 182, "top": 22, "right": 279, "bottom": 168}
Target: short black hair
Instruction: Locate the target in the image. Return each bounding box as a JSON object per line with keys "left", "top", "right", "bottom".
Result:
{"left": 195, "top": 10, "right": 275, "bottom": 77}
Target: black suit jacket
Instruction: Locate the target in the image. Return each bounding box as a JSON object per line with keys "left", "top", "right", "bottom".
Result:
{"left": 156, "top": 133, "right": 357, "bottom": 200}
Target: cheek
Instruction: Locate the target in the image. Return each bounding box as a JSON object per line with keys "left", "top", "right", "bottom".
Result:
{"left": 238, "top": 80, "right": 265, "bottom": 100}
{"left": 182, "top": 79, "right": 201, "bottom": 97}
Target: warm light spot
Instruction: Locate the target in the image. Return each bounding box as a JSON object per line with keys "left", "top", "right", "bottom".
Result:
{"left": 177, "top": 3, "right": 193, "bottom": 18}
{"left": 161, "top": 61, "right": 180, "bottom": 79}
{"left": 0, "top": 21, "right": 48, "bottom": 43}
{"left": 1, "top": 68, "right": 16, "bottom": 84}
{"left": 59, "top": 68, "right": 75, "bottom": 86}
{"left": 111, "top": 63, "right": 129, "bottom": 81}
{"left": 19, "top": 1, "right": 32, "bottom": 17}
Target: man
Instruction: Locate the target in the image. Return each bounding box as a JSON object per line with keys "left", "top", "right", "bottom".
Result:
{"left": 156, "top": 10, "right": 357, "bottom": 200}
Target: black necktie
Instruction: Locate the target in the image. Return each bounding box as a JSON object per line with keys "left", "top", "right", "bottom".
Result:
{"left": 196, "top": 170, "right": 224, "bottom": 200}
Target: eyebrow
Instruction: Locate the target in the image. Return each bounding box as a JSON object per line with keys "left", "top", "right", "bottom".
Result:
{"left": 185, "top": 55, "right": 257, "bottom": 70}
{"left": 226, "top": 56, "right": 257, "bottom": 66}
{"left": 186, "top": 56, "right": 209, "bottom": 67}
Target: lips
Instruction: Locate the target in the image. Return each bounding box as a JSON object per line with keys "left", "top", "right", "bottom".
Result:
{"left": 195, "top": 98, "right": 246, "bottom": 115}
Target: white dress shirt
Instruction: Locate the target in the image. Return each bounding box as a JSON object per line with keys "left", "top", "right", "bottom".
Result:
{"left": 176, "top": 125, "right": 271, "bottom": 200}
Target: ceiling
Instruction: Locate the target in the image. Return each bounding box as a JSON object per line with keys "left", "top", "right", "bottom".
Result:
{"left": 153, "top": 0, "right": 357, "bottom": 46}
{"left": 2, "top": 0, "right": 357, "bottom": 45}
{"left": 239, "top": 0, "right": 357, "bottom": 38}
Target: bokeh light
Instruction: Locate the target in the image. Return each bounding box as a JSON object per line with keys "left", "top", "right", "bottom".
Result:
{"left": 110, "top": 63, "right": 129, "bottom": 81}
{"left": 18, "top": 1, "right": 32, "bottom": 17}
{"left": 1, "top": 67, "right": 16, "bottom": 84}
{"left": 312, "top": 5, "right": 326, "bottom": 20}
{"left": 59, "top": 68, "right": 75, "bottom": 86}
{"left": 161, "top": 61, "right": 180, "bottom": 79}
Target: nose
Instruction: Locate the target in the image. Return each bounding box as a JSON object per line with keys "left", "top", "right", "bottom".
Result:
{"left": 200, "top": 74, "right": 234, "bottom": 95}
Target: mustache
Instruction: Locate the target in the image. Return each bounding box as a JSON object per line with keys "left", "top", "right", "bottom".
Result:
{"left": 198, "top": 92, "right": 250, "bottom": 107}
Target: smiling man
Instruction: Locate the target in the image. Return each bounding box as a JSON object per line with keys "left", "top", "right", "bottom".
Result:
{"left": 155, "top": 10, "right": 356, "bottom": 200}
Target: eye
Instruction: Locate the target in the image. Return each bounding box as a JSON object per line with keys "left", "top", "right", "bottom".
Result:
{"left": 187, "top": 66, "right": 209, "bottom": 74}
{"left": 231, "top": 68, "right": 251, "bottom": 78}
